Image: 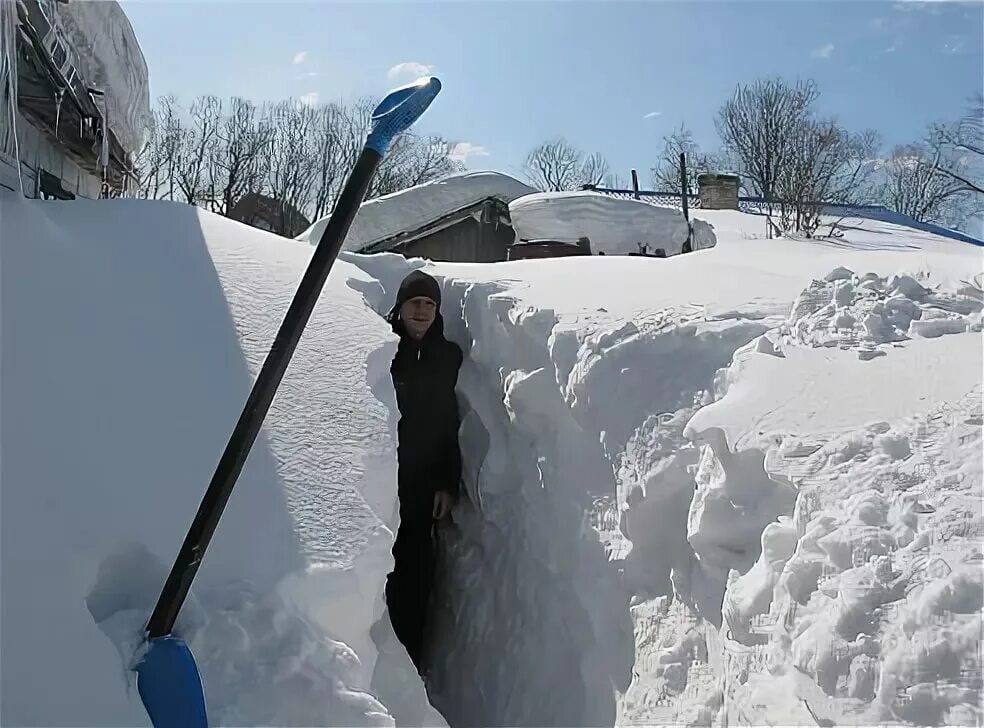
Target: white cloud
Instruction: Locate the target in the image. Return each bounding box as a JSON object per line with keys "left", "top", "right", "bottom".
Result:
{"left": 449, "top": 142, "right": 490, "bottom": 163}
{"left": 297, "top": 71, "right": 320, "bottom": 79}
{"left": 812, "top": 43, "right": 835, "bottom": 59}
{"left": 892, "top": 1, "right": 946, "bottom": 14}
{"left": 299, "top": 91, "right": 319, "bottom": 107}
{"left": 293, "top": 51, "right": 308, "bottom": 65}
{"left": 943, "top": 35, "right": 967, "bottom": 53}
{"left": 644, "top": 111, "right": 662, "bottom": 119}
{"left": 387, "top": 62, "right": 434, "bottom": 81}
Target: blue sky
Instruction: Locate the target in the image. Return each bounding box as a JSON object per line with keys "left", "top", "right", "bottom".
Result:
{"left": 122, "top": 0, "right": 983, "bottom": 185}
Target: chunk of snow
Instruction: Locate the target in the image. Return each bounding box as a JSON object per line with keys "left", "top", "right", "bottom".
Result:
{"left": 825, "top": 266, "right": 855, "bottom": 282}
{"left": 509, "top": 190, "right": 703, "bottom": 256}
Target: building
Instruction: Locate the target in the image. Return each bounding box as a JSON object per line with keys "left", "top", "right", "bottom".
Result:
{"left": 509, "top": 190, "right": 696, "bottom": 256}
{"left": 1, "top": 0, "right": 149, "bottom": 199}
{"left": 507, "top": 237, "right": 592, "bottom": 261}
{"left": 229, "top": 192, "right": 311, "bottom": 237}
{"left": 360, "top": 196, "right": 516, "bottom": 263}
{"left": 296, "top": 171, "right": 538, "bottom": 263}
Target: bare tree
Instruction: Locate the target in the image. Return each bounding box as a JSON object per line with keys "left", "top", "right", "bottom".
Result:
{"left": 880, "top": 143, "right": 983, "bottom": 233}
{"left": 158, "top": 96, "right": 184, "bottom": 201}
{"left": 370, "top": 133, "right": 464, "bottom": 199}
{"left": 132, "top": 111, "right": 164, "bottom": 200}
{"left": 308, "top": 102, "right": 353, "bottom": 222}
{"left": 776, "top": 121, "right": 880, "bottom": 235}
{"left": 580, "top": 151, "right": 609, "bottom": 190}
{"left": 304, "top": 95, "right": 462, "bottom": 216}
{"left": 650, "top": 125, "right": 714, "bottom": 194}
{"left": 131, "top": 91, "right": 464, "bottom": 233}
{"left": 716, "top": 77, "right": 820, "bottom": 200}
{"left": 134, "top": 95, "right": 183, "bottom": 200}
{"left": 926, "top": 94, "right": 983, "bottom": 197}
{"left": 174, "top": 95, "right": 222, "bottom": 206}
{"left": 879, "top": 144, "right": 966, "bottom": 222}
{"left": 524, "top": 138, "right": 609, "bottom": 191}
{"left": 603, "top": 172, "right": 629, "bottom": 190}
{"left": 261, "top": 99, "right": 319, "bottom": 236}
{"left": 877, "top": 96, "right": 983, "bottom": 233}
{"left": 211, "top": 97, "right": 273, "bottom": 215}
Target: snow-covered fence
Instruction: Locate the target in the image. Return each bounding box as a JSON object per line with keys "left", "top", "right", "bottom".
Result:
{"left": 589, "top": 185, "right": 892, "bottom": 217}
{"left": 588, "top": 185, "right": 984, "bottom": 245}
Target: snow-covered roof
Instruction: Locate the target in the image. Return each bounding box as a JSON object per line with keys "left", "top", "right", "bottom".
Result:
{"left": 296, "top": 171, "right": 537, "bottom": 252}
{"left": 508, "top": 191, "right": 693, "bottom": 256}
{"left": 16, "top": 0, "right": 150, "bottom": 156}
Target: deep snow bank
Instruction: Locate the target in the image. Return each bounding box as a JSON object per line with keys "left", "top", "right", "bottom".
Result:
{"left": 682, "top": 265, "right": 983, "bottom": 726}
{"left": 0, "top": 193, "right": 438, "bottom": 727}
{"left": 342, "top": 246, "right": 785, "bottom": 725}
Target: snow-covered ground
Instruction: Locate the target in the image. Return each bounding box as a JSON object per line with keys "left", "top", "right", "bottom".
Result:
{"left": 346, "top": 209, "right": 982, "bottom": 727}
{"left": 2, "top": 187, "right": 981, "bottom": 727}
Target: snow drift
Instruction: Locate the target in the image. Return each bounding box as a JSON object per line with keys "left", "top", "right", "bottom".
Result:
{"left": 343, "top": 207, "right": 981, "bottom": 727}
{"left": 2, "top": 184, "right": 981, "bottom": 728}
{"left": 0, "top": 192, "right": 439, "bottom": 727}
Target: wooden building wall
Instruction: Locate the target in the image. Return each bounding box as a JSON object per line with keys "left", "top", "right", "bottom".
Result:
{"left": 401, "top": 215, "right": 514, "bottom": 263}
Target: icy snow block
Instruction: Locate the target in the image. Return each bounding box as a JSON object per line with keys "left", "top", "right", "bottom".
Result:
{"left": 366, "top": 76, "right": 442, "bottom": 155}
{"left": 136, "top": 636, "right": 208, "bottom": 728}
{"left": 824, "top": 266, "right": 854, "bottom": 283}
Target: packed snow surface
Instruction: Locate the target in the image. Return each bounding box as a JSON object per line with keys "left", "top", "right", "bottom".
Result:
{"left": 3, "top": 188, "right": 982, "bottom": 728}
{"left": 296, "top": 171, "right": 536, "bottom": 252}
{"left": 509, "top": 190, "right": 715, "bottom": 255}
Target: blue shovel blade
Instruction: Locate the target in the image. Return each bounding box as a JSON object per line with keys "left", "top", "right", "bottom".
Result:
{"left": 135, "top": 635, "right": 208, "bottom": 728}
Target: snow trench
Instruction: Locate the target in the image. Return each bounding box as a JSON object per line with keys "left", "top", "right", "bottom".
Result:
{"left": 348, "top": 257, "right": 981, "bottom": 728}
{"left": 344, "top": 253, "right": 770, "bottom": 727}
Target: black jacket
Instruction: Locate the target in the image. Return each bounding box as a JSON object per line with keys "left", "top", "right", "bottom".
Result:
{"left": 390, "top": 312, "right": 463, "bottom": 499}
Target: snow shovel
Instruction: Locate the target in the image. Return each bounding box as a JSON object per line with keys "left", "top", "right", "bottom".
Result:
{"left": 134, "top": 76, "right": 443, "bottom": 728}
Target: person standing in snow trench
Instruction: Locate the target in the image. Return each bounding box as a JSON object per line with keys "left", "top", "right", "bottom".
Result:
{"left": 384, "top": 270, "right": 463, "bottom": 676}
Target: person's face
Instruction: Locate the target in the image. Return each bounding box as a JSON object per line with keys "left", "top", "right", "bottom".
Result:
{"left": 400, "top": 296, "right": 437, "bottom": 340}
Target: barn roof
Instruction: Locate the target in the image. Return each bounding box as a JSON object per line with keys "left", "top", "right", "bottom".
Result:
{"left": 296, "top": 171, "right": 536, "bottom": 252}
{"left": 359, "top": 196, "right": 510, "bottom": 254}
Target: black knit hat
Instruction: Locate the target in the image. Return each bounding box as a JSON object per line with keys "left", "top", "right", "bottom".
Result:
{"left": 395, "top": 270, "right": 441, "bottom": 309}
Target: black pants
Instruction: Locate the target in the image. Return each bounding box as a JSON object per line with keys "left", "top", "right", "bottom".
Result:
{"left": 385, "top": 486, "right": 436, "bottom": 673}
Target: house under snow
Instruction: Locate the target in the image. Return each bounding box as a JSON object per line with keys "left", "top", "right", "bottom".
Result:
{"left": 509, "top": 191, "right": 716, "bottom": 258}
{"left": 297, "top": 171, "right": 715, "bottom": 262}
{"left": 0, "top": 0, "right": 149, "bottom": 199}
{"left": 297, "top": 171, "right": 538, "bottom": 263}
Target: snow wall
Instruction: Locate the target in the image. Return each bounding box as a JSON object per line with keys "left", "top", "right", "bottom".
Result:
{"left": 0, "top": 192, "right": 438, "bottom": 727}
{"left": 341, "top": 207, "right": 982, "bottom": 727}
